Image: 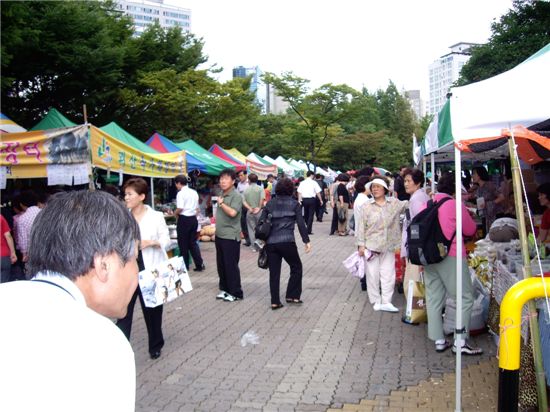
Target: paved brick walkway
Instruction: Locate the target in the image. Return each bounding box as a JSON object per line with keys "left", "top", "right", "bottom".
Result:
{"left": 128, "top": 219, "right": 497, "bottom": 411}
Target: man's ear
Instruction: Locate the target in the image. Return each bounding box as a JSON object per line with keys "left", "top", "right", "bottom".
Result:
{"left": 93, "top": 255, "right": 110, "bottom": 284}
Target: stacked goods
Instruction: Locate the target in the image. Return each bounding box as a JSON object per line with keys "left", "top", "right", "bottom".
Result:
{"left": 199, "top": 225, "right": 216, "bottom": 242}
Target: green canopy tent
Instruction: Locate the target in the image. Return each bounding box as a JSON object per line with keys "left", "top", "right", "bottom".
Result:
{"left": 30, "top": 108, "right": 77, "bottom": 131}
{"left": 100, "top": 122, "right": 159, "bottom": 154}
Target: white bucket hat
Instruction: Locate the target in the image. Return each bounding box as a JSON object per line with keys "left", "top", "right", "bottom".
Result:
{"left": 366, "top": 178, "right": 389, "bottom": 191}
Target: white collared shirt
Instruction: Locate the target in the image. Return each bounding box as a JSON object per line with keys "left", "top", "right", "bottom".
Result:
{"left": 298, "top": 177, "right": 321, "bottom": 198}
{"left": 0, "top": 272, "right": 136, "bottom": 412}
{"left": 139, "top": 205, "right": 170, "bottom": 269}
{"left": 177, "top": 185, "right": 199, "bottom": 217}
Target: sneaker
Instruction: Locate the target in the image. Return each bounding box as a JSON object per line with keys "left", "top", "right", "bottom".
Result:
{"left": 373, "top": 303, "right": 381, "bottom": 311}
{"left": 223, "top": 293, "right": 241, "bottom": 302}
{"left": 216, "top": 291, "right": 227, "bottom": 300}
{"left": 435, "top": 340, "right": 452, "bottom": 352}
{"left": 452, "top": 343, "right": 483, "bottom": 355}
{"left": 193, "top": 263, "right": 206, "bottom": 272}
{"left": 379, "top": 303, "right": 399, "bottom": 313}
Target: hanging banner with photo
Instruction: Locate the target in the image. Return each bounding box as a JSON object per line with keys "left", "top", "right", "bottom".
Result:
{"left": 246, "top": 160, "right": 277, "bottom": 181}
{"left": 1, "top": 125, "right": 89, "bottom": 179}
{"left": 90, "top": 126, "right": 187, "bottom": 178}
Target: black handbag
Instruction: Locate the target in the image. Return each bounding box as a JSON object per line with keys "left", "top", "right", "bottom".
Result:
{"left": 257, "top": 246, "right": 268, "bottom": 269}
{"left": 255, "top": 206, "right": 272, "bottom": 241}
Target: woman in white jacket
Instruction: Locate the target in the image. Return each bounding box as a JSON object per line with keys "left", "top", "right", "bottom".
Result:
{"left": 117, "top": 178, "right": 170, "bottom": 359}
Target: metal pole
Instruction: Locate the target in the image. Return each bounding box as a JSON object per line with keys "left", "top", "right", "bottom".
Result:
{"left": 431, "top": 153, "right": 435, "bottom": 194}
{"left": 454, "top": 146, "right": 463, "bottom": 412}
{"left": 507, "top": 138, "right": 548, "bottom": 412}
{"left": 150, "top": 177, "right": 155, "bottom": 208}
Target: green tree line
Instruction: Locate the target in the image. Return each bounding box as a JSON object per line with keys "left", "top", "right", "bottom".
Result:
{"left": 2, "top": 0, "right": 547, "bottom": 172}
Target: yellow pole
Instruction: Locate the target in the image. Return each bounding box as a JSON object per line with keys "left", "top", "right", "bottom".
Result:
{"left": 498, "top": 277, "right": 550, "bottom": 412}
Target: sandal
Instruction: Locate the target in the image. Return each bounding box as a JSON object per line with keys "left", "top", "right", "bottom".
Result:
{"left": 271, "top": 303, "right": 284, "bottom": 310}
{"left": 285, "top": 299, "right": 303, "bottom": 304}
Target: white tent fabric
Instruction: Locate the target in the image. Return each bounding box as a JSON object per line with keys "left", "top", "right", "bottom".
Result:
{"left": 450, "top": 43, "right": 550, "bottom": 144}
{"left": 274, "top": 156, "right": 301, "bottom": 177}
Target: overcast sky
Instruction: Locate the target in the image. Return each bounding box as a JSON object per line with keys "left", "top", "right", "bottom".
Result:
{"left": 168, "top": 0, "right": 513, "bottom": 99}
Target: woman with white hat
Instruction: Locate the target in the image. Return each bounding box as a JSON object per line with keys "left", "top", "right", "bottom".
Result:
{"left": 356, "top": 176, "right": 408, "bottom": 312}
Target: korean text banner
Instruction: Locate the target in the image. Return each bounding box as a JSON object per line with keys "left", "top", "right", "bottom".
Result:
{"left": 90, "top": 126, "right": 186, "bottom": 178}
{"left": 1, "top": 125, "right": 88, "bottom": 178}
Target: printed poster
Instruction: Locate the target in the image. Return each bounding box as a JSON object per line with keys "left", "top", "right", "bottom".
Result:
{"left": 138, "top": 256, "right": 192, "bottom": 308}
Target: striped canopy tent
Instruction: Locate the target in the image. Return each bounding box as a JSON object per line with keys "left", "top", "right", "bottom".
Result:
{"left": 208, "top": 144, "right": 246, "bottom": 172}
{"left": 144, "top": 132, "right": 208, "bottom": 174}
{"left": 226, "top": 148, "right": 247, "bottom": 164}
{"left": 262, "top": 155, "right": 284, "bottom": 174}
{"left": 243, "top": 152, "right": 277, "bottom": 179}
{"left": 0, "top": 113, "right": 26, "bottom": 133}
{"left": 31, "top": 108, "right": 77, "bottom": 131}
{"left": 146, "top": 132, "right": 183, "bottom": 153}
{"left": 175, "top": 140, "right": 235, "bottom": 176}
{"left": 373, "top": 166, "right": 389, "bottom": 175}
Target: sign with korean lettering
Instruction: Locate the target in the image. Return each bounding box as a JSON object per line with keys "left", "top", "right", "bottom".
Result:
{"left": 90, "top": 126, "right": 186, "bottom": 178}
{"left": 1, "top": 125, "right": 89, "bottom": 178}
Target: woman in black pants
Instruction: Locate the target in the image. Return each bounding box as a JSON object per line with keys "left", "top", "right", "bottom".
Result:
{"left": 262, "top": 178, "right": 311, "bottom": 310}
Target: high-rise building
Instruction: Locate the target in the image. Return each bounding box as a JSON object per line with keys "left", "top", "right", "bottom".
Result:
{"left": 266, "top": 84, "right": 290, "bottom": 115}
{"left": 404, "top": 90, "right": 423, "bottom": 120}
{"left": 428, "top": 42, "right": 477, "bottom": 115}
{"left": 232, "top": 66, "right": 267, "bottom": 113}
{"left": 115, "top": 0, "right": 191, "bottom": 35}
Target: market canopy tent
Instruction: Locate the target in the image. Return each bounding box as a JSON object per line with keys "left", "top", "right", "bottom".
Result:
{"left": 100, "top": 122, "right": 158, "bottom": 154}
{"left": 0, "top": 113, "right": 26, "bottom": 133}
{"left": 419, "top": 43, "right": 550, "bottom": 163}
{"left": 274, "top": 156, "right": 302, "bottom": 177}
{"left": 30, "top": 108, "right": 77, "bottom": 131}
{"left": 226, "top": 148, "right": 247, "bottom": 164}
{"left": 175, "top": 139, "right": 234, "bottom": 176}
{"left": 145, "top": 132, "right": 205, "bottom": 174}
{"left": 146, "top": 132, "right": 183, "bottom": 153}
{"left": 208, "top": 144, "right": 246, "bottom": 172}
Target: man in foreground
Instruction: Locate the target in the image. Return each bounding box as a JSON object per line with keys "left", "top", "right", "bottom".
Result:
{"left": 0, "top": 190, "right": 140, "bottom": 412}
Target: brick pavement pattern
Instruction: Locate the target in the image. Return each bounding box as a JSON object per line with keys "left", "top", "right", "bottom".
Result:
{"left": 129, "top": 220, "right": 497, "bottom": 412}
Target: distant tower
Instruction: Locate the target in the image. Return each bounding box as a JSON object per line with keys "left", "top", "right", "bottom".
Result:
{"left": 232, "top": 66, "right": 267, "bottom": 113}
{"left": 428, "top": 42, "right": 478, "bottom": 115}
{"left": 115, "top": 0, "right": 191, "bottom": 35}
{"left": 404, "top": 90, "right": 423, "bottom": 120}
{"left": 266, "top": 83, "right": 290, "bottom": 115}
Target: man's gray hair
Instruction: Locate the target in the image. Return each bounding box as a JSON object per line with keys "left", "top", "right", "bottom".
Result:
{"left": 27, "top": 190, "right": 141, "bottom": 280}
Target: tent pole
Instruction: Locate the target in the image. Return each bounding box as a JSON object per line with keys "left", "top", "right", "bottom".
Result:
{"left": 507, "top": 137, "right": 548, "bottom": 412}
{"left": 431, "top": 153, "right": 435, "bottom": 194}
{"left": 150, "top": 177, "right": 155, "bottom": 208}
{"left": 454, "top": 147, "right": 463, "bottom": 412}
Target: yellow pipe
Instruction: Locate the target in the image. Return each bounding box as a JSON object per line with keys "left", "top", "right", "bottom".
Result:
{"left": 499, "top": 277, "right": 550, "bottom": 370}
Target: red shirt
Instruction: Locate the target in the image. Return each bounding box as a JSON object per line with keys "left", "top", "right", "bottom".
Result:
{"left": 541, "top": 208, "right": 550, "bottom": 231}
{"left": 1, "top": 215, "right": 11, "bottom": 257}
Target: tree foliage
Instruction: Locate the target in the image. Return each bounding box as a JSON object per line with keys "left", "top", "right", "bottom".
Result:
{"left": 457, "top": 0, "right": 550, "bottom": 86}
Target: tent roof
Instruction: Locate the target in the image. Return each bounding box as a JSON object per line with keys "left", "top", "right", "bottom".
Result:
{"left": 100, "top": 122, "right": 158, "bottom": 154}
{"left": 226, "top": 148, "right": 247, "bottom": 163}
{"left": 175, "top": 140, "right": 234, "bottom": 175}
{"left": 30, "top": 108, "right": 77, "bottom": 131}
{"left": 0, "top": 113, "right": 26, "bottom": 133}
{"left": 247, "top": 152, "right": 272, "bottom": 165}
{"left": 208, "top": 144, "right": 246, "bottom": 172}
{"left": 146, "top": 132, "right": 182, "bottom": 153}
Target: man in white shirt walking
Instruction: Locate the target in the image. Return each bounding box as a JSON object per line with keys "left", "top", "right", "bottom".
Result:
{"left": 0, "top": 190, "right": 139, "bottom": 412}
{"left": 175, "top": 174, "right": 205, "bottom": 272}
{"left": 297, "top": 171, "right": 324, "bottom": 235}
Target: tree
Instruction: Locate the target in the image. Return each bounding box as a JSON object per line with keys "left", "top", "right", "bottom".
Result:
{"left": 457, "top": 0, "right": 550, "bottom": 86}
{"left": 1, "top": 1, "right": 134, "bottom": 127}
{"left": 119, "top": 69, "right": 261, "bottom": 148}
{"left": 263, "top": 72, "right": 356, "bottom": 168}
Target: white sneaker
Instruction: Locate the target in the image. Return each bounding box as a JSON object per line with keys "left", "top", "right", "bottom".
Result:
{"left": 379, "top": 303, "right": 399, "bottom": 313}
{"left": 223, "top": 293, "right": 241, "bottom": 302}
{"left": 216, "top": 291, "right": 227, "bottom": 300}
{"left": 373, "top": 303, "right": 381, "bottom": 311}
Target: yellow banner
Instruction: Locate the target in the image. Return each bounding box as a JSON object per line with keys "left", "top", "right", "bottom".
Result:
{"left": 90, "top": 126, "right": 186, "bottom": 178}
{"left": 1, "top": 125, "right": 187, "bottom": 179}
{"left": 1, "top": 125, "right": 89, "bottom": 178}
